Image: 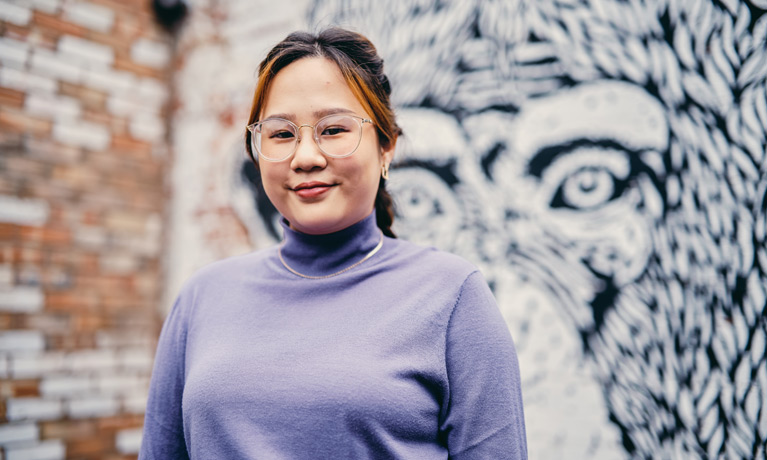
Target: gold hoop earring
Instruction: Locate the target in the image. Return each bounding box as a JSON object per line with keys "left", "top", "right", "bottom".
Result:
{"left": 381, "top": 164, "right": 389, "bottom": 180}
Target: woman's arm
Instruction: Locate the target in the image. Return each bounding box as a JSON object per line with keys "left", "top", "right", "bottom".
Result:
{"left": 440, "top": 271, "right": 528, "bottom": 460}
{"left": 139, "top": 295, "right": 191, "bottom": 460}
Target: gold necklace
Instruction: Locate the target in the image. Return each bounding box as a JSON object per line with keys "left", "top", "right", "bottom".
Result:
{"left": 278, "top": 230, "right": 384, "bottom": 279}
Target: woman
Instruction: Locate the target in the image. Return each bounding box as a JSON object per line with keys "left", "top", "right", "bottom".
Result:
{"left": 140, "top": 28, "right": 527, "bottom": 459}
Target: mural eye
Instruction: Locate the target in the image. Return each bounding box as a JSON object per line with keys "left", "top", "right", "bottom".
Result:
{"left": 537, "top": 146, "right": 631, "bottom": 211}
{"left": 551, "top": 166, "right": 620, "bottom": 209}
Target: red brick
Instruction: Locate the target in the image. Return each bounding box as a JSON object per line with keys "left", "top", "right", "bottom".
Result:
{"left": 60, "top": 82, "right": 107, "bottom": 111}
{"left": 12, "top": 379, "right": 41, "bottom": 397}
{"left": 32, "top": 11, "right": 87, "bottom": 37}
{"left": 52, "top": 164, "right": 103, "bottom": 190}
{"left": 47, "top": 291, "right": 99, "bottom": 311}
{"left": 111, "top": 134, "right": 152, "bottom": 157}
{"left": 19, "top": 226, "right": 72, "bottom": 246}
{"left": 114, "top": 55, "right": 165, "bottom": 79}
{"left": 4, "top": 156, "right": 51, "bottom": 178}
{"left": 0, "top": 109, "right": 52, "bottom": 135}
{"left": 66, "top": 436, "right": 113, "bottom": 457}
{"left": 25, "top": 137, "right": 83, "bottom": 164}
{"left": 41, "top": 419, "right": 96, "bottom": 440}
{"left": 0, "top": 219, "right": 20, "bottom": 236}
{"left": 0, "top": 313, "right": 11, "bottom": 330}
{"left": 0, "top": 87, "right": 25, "bottom": 108}
{"left": 74, "top": 312, "right": 107, "bottom": 332}
{"left": 97, "top": 414, "right": 144, "bottom": 431}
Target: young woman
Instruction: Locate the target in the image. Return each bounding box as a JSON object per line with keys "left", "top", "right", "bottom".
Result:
{"left": 140, "top": 28, "right": 527, "bottom": 459}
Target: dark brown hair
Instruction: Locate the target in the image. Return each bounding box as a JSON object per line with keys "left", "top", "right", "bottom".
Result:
{"left": 244, "top": 28, "right": 401, "bottom": 237}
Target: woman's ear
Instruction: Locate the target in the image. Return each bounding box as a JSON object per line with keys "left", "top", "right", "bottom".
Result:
{"left": 381, "top": 137, "right": 396, "bottom": 168}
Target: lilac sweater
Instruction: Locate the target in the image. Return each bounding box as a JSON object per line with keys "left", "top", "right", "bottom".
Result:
{"left": 140, "top": 212, "right": 527, "bottom": 459}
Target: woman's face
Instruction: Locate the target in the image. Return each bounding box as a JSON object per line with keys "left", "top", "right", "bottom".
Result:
{"left": 258, "top": 57, "right": 393, "bottom": 235}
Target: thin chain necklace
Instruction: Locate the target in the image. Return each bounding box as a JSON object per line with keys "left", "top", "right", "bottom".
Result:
{"left": 278, "top": 230, "right": 384, "bottom": 280}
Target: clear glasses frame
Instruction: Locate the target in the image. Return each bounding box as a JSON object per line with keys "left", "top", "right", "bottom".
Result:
{"left": 246, "top": 114, "right": 374, "bottom": 162}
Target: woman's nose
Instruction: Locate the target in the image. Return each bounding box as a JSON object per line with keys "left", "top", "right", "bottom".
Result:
{"left": 290, "top": 126, "right": 327, "bottom": 171}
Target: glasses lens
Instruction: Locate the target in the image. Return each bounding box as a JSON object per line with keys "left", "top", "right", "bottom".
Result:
{"left": 316, "top": 115, "right": 363, "bottom": 158}
{"left": 255, "top": 119, "right": 297, "bottom": 161}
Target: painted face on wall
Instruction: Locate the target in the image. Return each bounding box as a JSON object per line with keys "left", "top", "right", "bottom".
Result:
{"left": 257, "top": 57, "right": 393, "bottom": 235}
{"left": 385, "top": 80, "right": 670, "bottom": 457}
{"left": 468, "top": 81, "right": 668, "bottom": 322}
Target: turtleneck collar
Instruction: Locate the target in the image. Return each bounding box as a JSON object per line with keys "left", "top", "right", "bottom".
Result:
{"left": 278, "top": 211, "right": 383, "bottom": 278}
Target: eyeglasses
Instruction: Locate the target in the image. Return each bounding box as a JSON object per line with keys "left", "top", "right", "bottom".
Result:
{"left": 247, "top": 114, "right": 373, "bottom": 162}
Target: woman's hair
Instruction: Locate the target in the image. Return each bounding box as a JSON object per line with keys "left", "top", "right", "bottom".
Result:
{"left": 245, "top": 27, "right": 401, "bottom": 238}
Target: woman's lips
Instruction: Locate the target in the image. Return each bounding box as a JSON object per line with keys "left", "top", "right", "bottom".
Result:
{"left": 292, "top": 182, "right": 335, "bottom": 199}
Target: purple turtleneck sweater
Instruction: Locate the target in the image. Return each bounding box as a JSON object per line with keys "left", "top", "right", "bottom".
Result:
{"left": 139, "top": 212, "right": 527, "bottom": 459}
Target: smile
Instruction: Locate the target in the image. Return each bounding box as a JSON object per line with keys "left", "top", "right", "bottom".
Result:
{"left": 292, "top": 182, "right": 336, "bottom": 199}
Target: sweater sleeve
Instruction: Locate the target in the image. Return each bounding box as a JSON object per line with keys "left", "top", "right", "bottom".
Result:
{"left": 139, "top": 294, "right": 191, "bottom": 460}
{"left": 440, "top": 271, "right": 528, "bottom": 460}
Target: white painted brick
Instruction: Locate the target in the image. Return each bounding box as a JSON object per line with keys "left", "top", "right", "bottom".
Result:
{"left": 66, "top": 396, "right": 119, "bottom": 419}
{"left": 115, "top": 428, "right": 143, "bottom": 455}
{"left": 123, "top": 390, "right": 148, "bottom": 414}
{"left": 66, "top": 349, "right": 116, "bottom": 372}
{"left": 0, "top": 196, "right": 50, "bottom": 227}
{"left": 0, "top": 423, "right": 39, "bottom": 445}
{"left": 106, "top": 94, "right": 158, "bottom": 118}
{"left": 52, "top": 119, "right": 110, "bottom": 150}
{"left": 0, "top": 287, "right": 45, "bottom": 313}
{"left": 5, "top": 439, "right": 65, "bottom": 460}
{"left": 58, "top": 35, "right": 113, "bottom": 67}
{"left": 30, "top": 49, "right": 81, "bottom": 83}
{"left": 118, "top": 347, "right": 153, "bottom": 370}
{"left": 99, "top": 253, "right": 138, "bottom": 274}
{"left": 6, "top": 398, "right": 62, "bottom": 421}
{"left": 0, "top": 2, "right": 32, "bottom": 26}
{"left": 0, "top": 264, "right": 12, "bottom": 286}
{"left": 25, "top": 93, "right": 81, "bottom": 120}
{"left": 137, "top": 77, "right": 169, "bottom": 103}
{"left": 26, "top": 0, "right": 61, "bottom": 14}
{"left": 0, "top": 331, "right": 45, "bottom": 353}
{"left": 62, "top": 1, "right": 114, "bottom": 33}
{"left": 130, "top": 115, "right": 165, "bottom": 143}
{"left": 39, "top": 376, "right": 92, "bottom": 397}
{"left": 74, "top": 226, "right": 107, "bottom": 248}
{"left": 10, "top": 353, "right": 65, "bottom": 378}
{"left": 0, "top": 67, "right": 57, "bottom": 93}
{"left": 0, "top": 37, "right": 29, "bottom": 68}
{"left": 96, "top": 374, "right": 146, "bottom": 394}
{"left": 130, "top": 38, "right": 171, "bottom": 69}
{"left": 95, "top": 331, "right": 152, "bottom": 348}
{"left": 82, "top": 67, "right": 135, "bottom": 95}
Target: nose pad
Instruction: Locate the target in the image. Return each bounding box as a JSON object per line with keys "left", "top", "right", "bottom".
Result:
{"left": 291, "top": 125, "right": 326, "bottom": 170}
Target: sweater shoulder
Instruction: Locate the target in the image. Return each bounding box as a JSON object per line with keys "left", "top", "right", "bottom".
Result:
{"left": 181, "top": 247, "right": 274, "bottom": 291}
{"left": 384, "top": 238, "right": 479, "bottom": 280}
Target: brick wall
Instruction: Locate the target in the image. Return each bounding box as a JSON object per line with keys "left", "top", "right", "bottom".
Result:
{"left": 0, "top": 0, "right": 171, "bottom": 458}
{"left": 164, "top": 0, "right": 306, "bottom": 310}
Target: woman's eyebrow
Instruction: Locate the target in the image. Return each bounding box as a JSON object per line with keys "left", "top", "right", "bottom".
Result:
{"left": 262, "top": 113, "right": 296, "bottom": 122}
{"left": 262, "top": 108, "right": 355, "bottom": 123}
{"left": 313, "top": 107, "right": 354, "bottom": 118}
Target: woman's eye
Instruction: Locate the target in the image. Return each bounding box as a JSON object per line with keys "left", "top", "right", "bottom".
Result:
{"left": 550, "top": 167, "right": 625, "bottom": 210}
{"left": 270, "top": 130, "right": 294, "bottom": 140}
{"left": 321, "top": 126, "right": 349, "bottom": 136}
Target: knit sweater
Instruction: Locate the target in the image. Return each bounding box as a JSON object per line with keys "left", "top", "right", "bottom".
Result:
{"left": 139, "top": 212, "right": 527, "bottom": 459}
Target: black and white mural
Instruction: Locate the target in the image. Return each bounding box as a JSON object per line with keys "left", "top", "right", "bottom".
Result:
{"left": 231, "top": 1, "right": 767, "bottom": 458}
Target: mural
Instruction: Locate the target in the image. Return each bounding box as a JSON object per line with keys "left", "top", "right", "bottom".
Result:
{"left": 229, "top": 1, "right": 767, "bottom": 458}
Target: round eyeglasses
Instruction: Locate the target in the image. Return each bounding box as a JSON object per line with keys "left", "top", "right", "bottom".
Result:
{"left": 247, "top": 114, "right": 373, "bottom": 162}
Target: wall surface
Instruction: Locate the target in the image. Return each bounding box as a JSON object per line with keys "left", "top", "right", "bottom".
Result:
{"left": 170, "top": 1, "right": 767, "bottom": 459}
{"left": 0, "top": 0, "right": 171, "bottom": 458}
{"left": 3, "top": 0, "right": 764, "bottom": 459}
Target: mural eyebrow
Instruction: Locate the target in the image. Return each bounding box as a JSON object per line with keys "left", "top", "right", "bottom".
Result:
{"left": 527, "top": 138, "right": 640, "bottom": 178}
